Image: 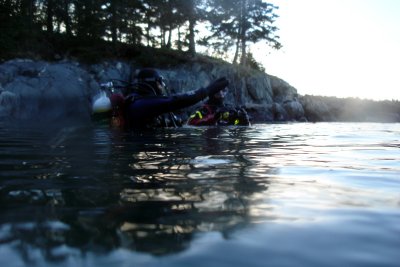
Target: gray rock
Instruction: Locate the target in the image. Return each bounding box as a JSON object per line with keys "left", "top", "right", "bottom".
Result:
{"left": 300, "top": 95, "right": 340, "bottom": 122}
{"left": 89, "top": 61, "right": 133, "bottom": 83}
{"left": 0, "top": 60, "right": 97, "bottom": 123}
{"left": 269, "top": 74, "right": 298, "bottom": 103}
{"left": 283, "top": 100, "right": 306, "bottom": 121}
{"left": 272, "top": 103, "right": 287, "bottom": 121}
{"left": 0, "top": 59, "right": 308, "bottom": 124}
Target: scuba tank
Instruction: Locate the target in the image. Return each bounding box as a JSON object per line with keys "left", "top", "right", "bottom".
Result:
{"left": 91, "top": 75, "right": 182, "bottom": 128}
{"left": 91, "top": 82, "right": 116, "bottom": 114}
{"left": 91, "top": 81, "right": 123, "bottom": 126}
{"left": 92, "top": 90, "right": 111, "bottom": 114}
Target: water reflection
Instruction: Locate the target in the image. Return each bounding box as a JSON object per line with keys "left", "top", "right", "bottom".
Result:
{"left": 0, "top": 125, "right": 274, "bottom": 261}
{"left": 2, "top": 123, "right": 399, "bottom": 266}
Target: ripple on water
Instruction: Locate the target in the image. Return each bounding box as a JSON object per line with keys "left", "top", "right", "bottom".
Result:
{"left": 0, "top": 123, "right": 399, "bottom": 267}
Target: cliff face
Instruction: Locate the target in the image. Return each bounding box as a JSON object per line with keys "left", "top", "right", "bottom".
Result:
{"left": 0, "top": 60, "right": 97, "bottom": 123}
{"left": 156, "top": 62, "right": 305, "bottom": 122}
{"left": 1, "top": 59, "right": 399, "bottom": 124}
{"left": 0, "top": 59, "right": 305, "bottom": 123}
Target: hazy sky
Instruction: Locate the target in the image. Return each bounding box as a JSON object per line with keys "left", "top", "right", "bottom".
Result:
{"left": 255, "top": 0, "right": 400, "bottom": 100}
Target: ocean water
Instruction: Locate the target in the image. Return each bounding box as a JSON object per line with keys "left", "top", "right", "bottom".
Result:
{"left": 0, "top": 122, "right": 399, "bottom": 267}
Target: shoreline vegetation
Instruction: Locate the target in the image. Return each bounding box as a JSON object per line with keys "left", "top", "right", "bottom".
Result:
{"left": 0, "top": 0, "right": 281, "bottom": 69}
{"left": 300, "top": 95, "right": 400, "bottom": 123}
{"left": 1, "top": 1, "right": 399, "bottom": 123}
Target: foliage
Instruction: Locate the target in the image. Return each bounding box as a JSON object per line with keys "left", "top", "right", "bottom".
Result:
{"left": 246, "top": 52, "right": 265, "bottom": 72}
{"left": 300, "top": 95, "right": 400, "bottom": 122}
{"left": 204, "top": 0, "right": 281, "bottom": 65}
{"left": 0, "top": 0, "right": 281, "bottom": 69}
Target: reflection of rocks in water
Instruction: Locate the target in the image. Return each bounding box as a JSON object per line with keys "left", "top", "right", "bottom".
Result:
{"left": 1, "top": 182, "right": 257, "bottom": 260}
{"left": 0, "top": 126, "right": 276, "bottom": 262}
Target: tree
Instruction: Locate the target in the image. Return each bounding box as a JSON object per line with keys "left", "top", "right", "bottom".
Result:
{"left": 61, "top": 0, "right": 73, "bottom": 36}
{"left": 176, "top": 0, "right": 199, "bottom": 55}
{"left": 45, "top": 0, "right": 54, "bottom": 34}
{"left": 72, "top": 0, "right": 106, "bottom": 40}
{"left": 139, "top": 0, "right": 205, "bottom": 54}
{"left": 119, "top": 0, "right": 145, "bottom": 45}
{"left": 205, "top": 0, "right": 281, "bottom": 66}
{"left": 0, "top": 0, "right": 283, "bottom": 66}
{"left": 141, "top": 0, "right": 183, "bottom": 49}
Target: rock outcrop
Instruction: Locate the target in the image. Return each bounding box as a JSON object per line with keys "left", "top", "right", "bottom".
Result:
{"left": 0, "top": 59, "right": 306, "bottom": 123}
{"left": 1, "top": 59, "right": 399, "bottom": 124}
{"left": 0, "top": 59, "right": 97, "bottom": 123}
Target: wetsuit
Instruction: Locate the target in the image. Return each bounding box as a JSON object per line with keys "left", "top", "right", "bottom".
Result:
{"left": 112, "top": 77, "right": 229, "bottom": 129}
{"left": 125, "top": 89, "right": 208, "bottom": 128}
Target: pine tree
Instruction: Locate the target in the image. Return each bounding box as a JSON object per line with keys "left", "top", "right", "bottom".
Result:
{"left": 205, "top": 0, "right": 281, "bottom": 66}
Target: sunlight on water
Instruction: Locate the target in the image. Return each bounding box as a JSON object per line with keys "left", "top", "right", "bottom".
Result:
{"left": 0, "top": 122, "right": 399, "bottom": 267}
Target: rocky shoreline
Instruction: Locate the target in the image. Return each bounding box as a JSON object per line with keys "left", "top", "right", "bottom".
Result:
{"left": 0, "top": 59, "right": 399, "bottom": 124}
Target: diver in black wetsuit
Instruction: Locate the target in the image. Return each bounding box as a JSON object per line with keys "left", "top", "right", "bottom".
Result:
{"left": 110, "top": 68, "right": 229, "bottom": 129}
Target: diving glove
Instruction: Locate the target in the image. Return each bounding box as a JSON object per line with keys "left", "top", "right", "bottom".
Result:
{"left": 205, "top": 77, "right": 229, "bottom": 97}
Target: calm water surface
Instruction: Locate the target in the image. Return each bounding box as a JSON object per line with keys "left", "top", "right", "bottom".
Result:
{"left": 0, "top": 122, "right": 399, "bottom": 267}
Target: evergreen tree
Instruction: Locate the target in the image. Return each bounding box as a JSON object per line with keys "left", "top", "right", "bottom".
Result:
{"left": 45, "top": 0, "right": 54, "bottom": 34}
{"left": 72, "top": 0, "right": 106, "bottom": 40}
{"left": 175, "top": 0, "right": 205, "bottom": 56}
{"left": 141, "top": 0, "right": 182, "bottom": 48}
{"left": 60, "top": 0, "right": 73, "bottom": 36}
{"left": 0, "top": 0, "right": 282, "bottom": 65}
{"left": 205, "top": 0, "right": 281, "bottom": 66}
{"left": 19, "top": 0, "right": 35, "bottom": 29}
{"left": 119, "top": 0, "right": 145, "bottom": 45}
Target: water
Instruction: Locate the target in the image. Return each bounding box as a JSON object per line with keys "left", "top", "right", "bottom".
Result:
{"left": 0, "top": 122, "right": 399, "bottom": 267}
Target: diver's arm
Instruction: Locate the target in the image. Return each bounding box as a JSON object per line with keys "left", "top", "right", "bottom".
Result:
{"left": 127, "top": 89, "right": 205, "bottom": 118}
{"left": 128, "top": 78, "right": 229, "bottom": 117}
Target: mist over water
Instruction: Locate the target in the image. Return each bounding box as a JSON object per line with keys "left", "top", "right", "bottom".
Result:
{"left": 0, "top": 123, "right": 399, "bottom": 267}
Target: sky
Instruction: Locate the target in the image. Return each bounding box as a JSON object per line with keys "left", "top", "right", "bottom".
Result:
{"left": 254, "top": 0, "right": 400, "bottom": 101}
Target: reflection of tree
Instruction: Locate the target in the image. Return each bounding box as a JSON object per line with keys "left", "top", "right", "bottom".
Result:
{"left": 0, "top": 125, "right": 277, "bottom": 262}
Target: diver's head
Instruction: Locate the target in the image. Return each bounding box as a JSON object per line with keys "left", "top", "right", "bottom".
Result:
{"left": 208, "top": 88, "right": 226, "bottom": 106}
{"left": 137, "top": 68, "right": 166, "bottom": 95}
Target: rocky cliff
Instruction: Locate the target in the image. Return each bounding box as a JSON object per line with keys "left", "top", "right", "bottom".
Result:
{"left": 0, "top": 59, "right": 305, "bottom": 124}
{"left": 1, "top": 59, "right": 399, "bottom": 124}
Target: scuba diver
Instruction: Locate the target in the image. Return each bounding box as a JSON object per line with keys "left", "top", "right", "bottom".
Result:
{"left": 187, "top": 87, "right": 250, "bottom": 126}
{"left": 92, "top": 68, "right": 229, "bottom": 129}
